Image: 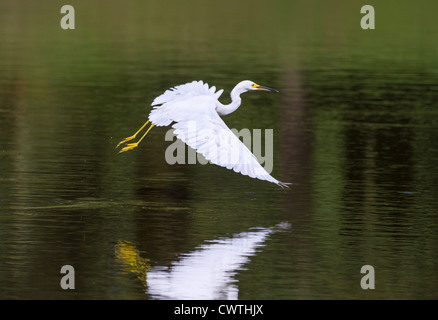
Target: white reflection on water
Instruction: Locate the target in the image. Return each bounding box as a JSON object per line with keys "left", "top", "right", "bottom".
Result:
{"left": 147, "top": 222, "right": 291, "bottom": 300}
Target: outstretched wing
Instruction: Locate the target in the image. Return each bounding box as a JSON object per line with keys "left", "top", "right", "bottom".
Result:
{"left": 170, "top": 100, "right": 289, "bottom": 188}
{"left": 149, "top": 80, "right": 224, "bottom": 127}
{"left": 151, "top": 80, "right": 224, "bottom": 107}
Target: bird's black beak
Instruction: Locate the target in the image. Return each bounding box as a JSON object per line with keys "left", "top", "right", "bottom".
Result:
{"left": 257, "top": 85, "right": 279, "bottom": 93}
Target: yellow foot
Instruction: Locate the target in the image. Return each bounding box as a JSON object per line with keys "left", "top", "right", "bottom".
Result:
{"left": 116, "top": 135, "right": 136, "bottom": 148}
{"left": 118, "top": 142, "right": 139, "bottom": 154}
{"left": 117, "top": 120, "right": 154, "bottom": 153}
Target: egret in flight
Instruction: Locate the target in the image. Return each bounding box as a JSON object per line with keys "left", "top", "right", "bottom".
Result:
{"left": 117, "top": 80, "right": 290, "bottom": 188}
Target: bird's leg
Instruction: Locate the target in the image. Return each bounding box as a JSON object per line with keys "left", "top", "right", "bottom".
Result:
{"left": 118, "top": 124, "right": 155, "bottom": 154}
{"left": 116, "top": 120, "right": 150, "bottom": 148}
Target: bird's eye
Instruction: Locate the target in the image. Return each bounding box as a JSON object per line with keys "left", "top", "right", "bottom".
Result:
{"left": 252, "top": 84, "right": 260, "bottom": 88}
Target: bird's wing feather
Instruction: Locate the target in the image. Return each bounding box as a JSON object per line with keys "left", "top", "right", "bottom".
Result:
{"left": 170, "top": 102, "right": 288, "bottom": 188}
{"left": 152, "top": 80, "right": 224, "bottom": 107}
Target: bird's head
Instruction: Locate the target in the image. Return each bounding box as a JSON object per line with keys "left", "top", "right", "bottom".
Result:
{"left": 238, "top": 80, "right": 279, "bottom": 93}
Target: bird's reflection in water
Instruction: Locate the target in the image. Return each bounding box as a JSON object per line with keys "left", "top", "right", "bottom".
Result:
{"left": 115, "top": 240, "right": 151, "bottom": 288}
{"left": 147, "top": 222, "right": 291, "bottom": 300}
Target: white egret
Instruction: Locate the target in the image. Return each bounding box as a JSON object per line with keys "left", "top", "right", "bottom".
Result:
{"left": 117, "top": 80, "right": 290, "bottom": 188}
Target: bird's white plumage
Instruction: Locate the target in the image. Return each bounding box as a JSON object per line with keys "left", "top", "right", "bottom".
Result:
{"left": 152, "top": 80, "right": 223, "bottom": 108}
{"left": 147, "top": 80, "right": 289, "bottom": 188}
{"left": 149, "top": 81, "right": 223, "bottom": 127}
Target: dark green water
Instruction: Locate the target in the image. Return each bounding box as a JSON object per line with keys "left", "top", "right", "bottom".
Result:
{"left": 0, "top": 0, "right": 437, "bottom": 299}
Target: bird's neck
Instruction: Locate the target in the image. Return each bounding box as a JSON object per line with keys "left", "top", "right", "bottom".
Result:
{"left": 216, "top": 87, "right": 243, "bottom": 116}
